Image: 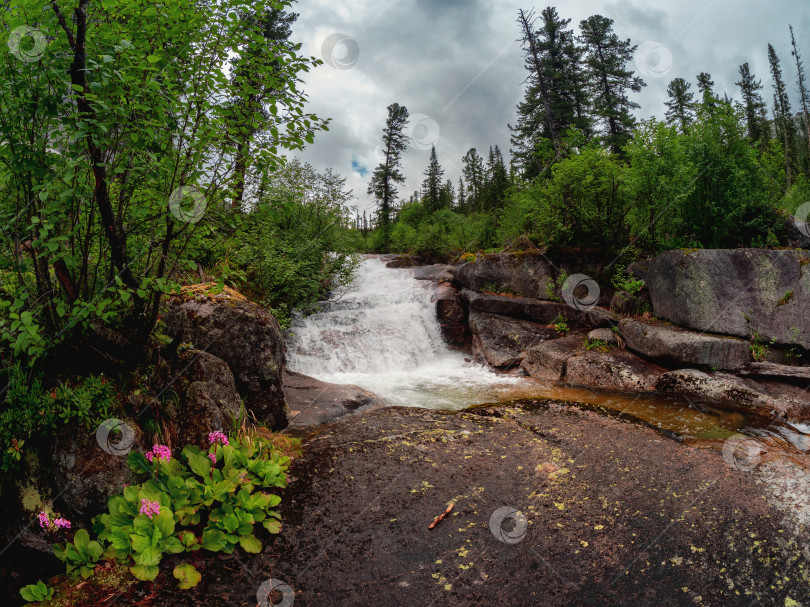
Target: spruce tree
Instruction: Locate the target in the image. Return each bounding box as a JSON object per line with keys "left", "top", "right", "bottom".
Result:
{"left": 736, "top": 62, "right": 770, "bottom": 147}
{"left": 457, "top": 177, "right": 466, "bottom": 212}
{"left": 790, "top": 25, "right": 810, "bottom": 166}
{"left": 768, "top": 43, "right": 798, "bottom": 186}
{"left": 462, "top": 148, "right": 486, "bottom": 213}
{"left": 664, "top": 77, "right": 696, "bottom": 132}
{"left": 578, "top": 15, "right": 646, "bottom": 154}
{"left": 367, "top": 103, "right": 409, "bottom": 252}
{"left": 421, "top": 146, "right": 445, "bottom": 214}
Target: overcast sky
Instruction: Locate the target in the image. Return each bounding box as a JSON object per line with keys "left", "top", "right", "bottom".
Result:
{"left": 289, "top": 0, "right": 810, "bottom": 214}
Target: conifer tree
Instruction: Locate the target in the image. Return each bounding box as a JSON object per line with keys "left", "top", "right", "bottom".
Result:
{"left": 696, "top": 72, "right": 717, "bottom": 110}
{"left": 790, "top": 25, "right": 810, "bottom": 165}
{"left": 462, "top": 148, "right": 486, "bottom": 213}
{"left": 768, "top": 43, "right": 798, "bottom": 186}
{"left": 421, "top": 145, "right": 445, "bottom": 214}
{"left": 578, "top": 15, "right": 646, "bottom": 154}
{"left": 455, "top": 177, "right": 465, "bottom": 212}
{"left": 664, "top": 77, "right": 696, "bottom": 132}
{"left": 736, "top": 62, "right": 770, "bottom": 148}
{"left": 367, "top": 103, "right": 409, "bottom": 251}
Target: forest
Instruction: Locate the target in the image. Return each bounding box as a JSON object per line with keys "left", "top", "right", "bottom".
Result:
{"left": 359, "top": 9, "right": 810, "bottom": 261}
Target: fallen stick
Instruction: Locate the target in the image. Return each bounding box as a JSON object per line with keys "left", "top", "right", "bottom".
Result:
{"left": 428, "top": 502, "right": 454, "bottom": 529}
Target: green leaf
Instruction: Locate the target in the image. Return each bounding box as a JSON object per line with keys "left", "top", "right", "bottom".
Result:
{"left": 201, "top": 529, "right": 227, "bottom": 552}
{"left": 70, "top": 83, "right": 84, "bottom": 93}
{"left": 238, "top": 535, "right": 262, "bottom": 553}
{"left": 133, "top": 545, "right": 162, "bottom": 567}
{"left": 130, "top": 564, "right": 159, "bottom": 581}
{"left": 173, "top": 563, "right": 202, "bottom": 589}
{"left": 263, "top": 519, "right": 282, "bottom": 534}
{"left": 152, "top": 509, "right": 175, "bottom": 538}
{"left": 73, "top": 529, "right": 90, "bottom": 553}
{"left": 146, "top": 54, "right": 160, "bottom": 64}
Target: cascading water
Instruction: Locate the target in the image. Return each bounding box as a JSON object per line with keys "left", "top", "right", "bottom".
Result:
{"left": 285, "top": 256, "right": 524, "bottom": 408}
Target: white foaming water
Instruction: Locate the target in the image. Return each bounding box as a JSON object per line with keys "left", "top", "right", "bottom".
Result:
{"left": 285, "top": 256, "right": 525, "bottom": 409}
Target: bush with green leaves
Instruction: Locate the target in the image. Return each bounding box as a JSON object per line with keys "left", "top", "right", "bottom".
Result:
{"left": 47, "top": 432, "right": 289, "bottom": 591}
{"left": 233, "top": 160, "right": 359, "bottom": 326}
{"left": 0, "top": 364, "right": 116, "bottom": 471}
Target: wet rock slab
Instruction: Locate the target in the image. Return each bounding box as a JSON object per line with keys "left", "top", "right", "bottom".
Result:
{"left": 151, "top": 403, "right": 810, "bottom": 606}
{"left": 282, "top": 370, "right": 382, "bottom": 429}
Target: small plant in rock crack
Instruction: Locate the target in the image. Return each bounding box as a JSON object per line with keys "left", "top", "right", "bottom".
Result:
{"left": 553, "top": 321, "right": 570, "bottom": 336}
{"left": 45, "top": 430, "right": 290, "bottom": 593}
{"left": 749, "top": 332, "right": 775, "bottom": 362}
{"left": 19, "top": 580, "right": 54, "bottom": 603}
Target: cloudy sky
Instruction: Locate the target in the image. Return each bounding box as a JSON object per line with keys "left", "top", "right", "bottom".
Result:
{"left": 288, "top": 0, "right": 810, "bottom": 215}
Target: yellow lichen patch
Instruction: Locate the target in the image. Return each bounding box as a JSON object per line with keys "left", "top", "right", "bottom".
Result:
{"left": 179, "top": 282, "right": 247, "bottom": 302}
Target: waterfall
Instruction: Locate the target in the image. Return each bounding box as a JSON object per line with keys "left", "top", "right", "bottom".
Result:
{"left": 286, "top": 256, "right": 523, "bottom": 408}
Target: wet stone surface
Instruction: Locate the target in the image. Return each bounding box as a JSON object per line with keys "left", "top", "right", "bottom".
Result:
{"left": 151, "top": 402, "right": 810, "bottom": 606}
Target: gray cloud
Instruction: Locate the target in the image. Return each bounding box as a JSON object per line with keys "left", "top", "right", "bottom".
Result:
{"left": 291, "top": 0, "right": 810, "bottom": 214}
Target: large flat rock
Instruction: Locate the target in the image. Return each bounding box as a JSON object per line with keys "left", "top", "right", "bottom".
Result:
{"left": 630, "top": 249, "right": 810, "bottom": 349}
{"left": 562, "top": 349, "right": 665, "bottom": 393}
{"left": 619, "top": 318, "right": 750, "bottom": 371}
{"left": 655, "top": 369, "right": 810, "bottom": 420}
{"left": 149, "top": 403, "right": 810, "bottom": 606}
{"left": 451, "top": 250, "right": 613, "bottom": 305}
{"left": 469, "top": 311, "right": 557, "bottom": 368}
{"left": 283, "top": 370, "right": 382, "bottom": 429}
{"left": 521, "top": 334, "right": 586, "bottom": 379}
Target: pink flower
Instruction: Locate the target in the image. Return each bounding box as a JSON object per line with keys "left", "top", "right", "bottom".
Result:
{"left": 37, "top": 511, "right": 49, "bottom": 528}
{"left": 208, "top": 431, "right": 229, "bottom": 446}
{"left": 208, "top": 453, "right": 217, "bottom": 464}
{"left": 139, "top": 499, "right": 161, "bottom": 520}
{"left": 145, "top": 444, "right": 172, "bottom": 463}
{"left": 53, "top": 517, "right": 71, "bottom": 529}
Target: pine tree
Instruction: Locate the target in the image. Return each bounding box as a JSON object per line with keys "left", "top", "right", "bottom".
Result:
{"left": 664, "top": 77, "right": 696, "bottom": 132}
{"left": 510, "top": 8, "right": 589, "bottom": 178}
{"left": 367, "top": 103, "right": 409, "bottom": 252}
{"left": 768, "top": 43, "right": 798, "bottom": 186}
{"left": 696, "top": 72, "right": 717, "bottom": 110}
{"left": 421, "top": 145, "right": 445, "bottom": 214}
{"left": 736, "top": 62, "right": 770, "bottom": 147}
{"left": 462, "top": 148, "right": 486, "bottom": 213}
{"left": 441, "top": 180, "right": 455, "bottom": 210}
{"left": 578, "top": 15, "right": 646, "bottom": 154}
